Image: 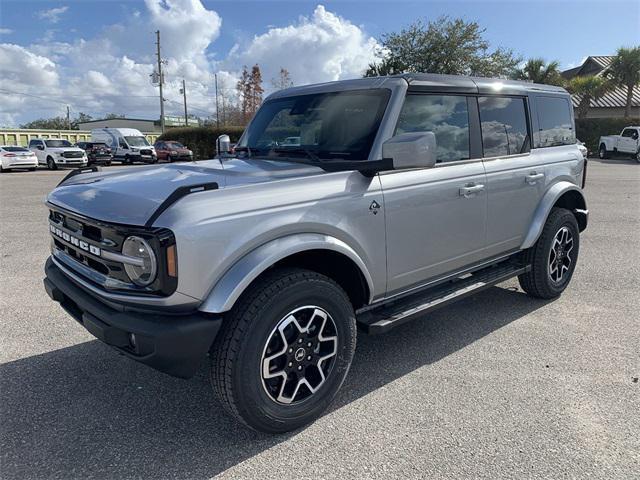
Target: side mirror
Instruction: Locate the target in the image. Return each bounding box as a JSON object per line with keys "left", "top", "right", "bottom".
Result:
{"left": 216, "top": 134, "right": 231, "bottom": 156}
{"left": 382, "top": 132, "right": 437, "bottom": 170}
{"left": 37, "top": 145, "right": 45, "bottom": 150}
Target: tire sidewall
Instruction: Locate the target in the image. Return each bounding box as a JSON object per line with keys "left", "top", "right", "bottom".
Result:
{"left": 539, "top": 211, "right": 580, "bottom": 296}
{"left": 598, "top": 146, "right": 606, "bottom": 159}
{"left": 231, "top": 277, "right": 356, "bottom": 432}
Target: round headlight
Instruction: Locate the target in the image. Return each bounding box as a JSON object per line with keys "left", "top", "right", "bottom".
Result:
{"left": 122, "top": 236, "right": 157, "bottom": 286}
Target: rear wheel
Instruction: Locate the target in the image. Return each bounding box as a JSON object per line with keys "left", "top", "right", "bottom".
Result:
{"left": 210, "top": 268, "right": 356, "bottom": 433}
{"left": 519, "top": 208, "right": 580, "bottom": 299}
{"left": 598, "top": 144, "right": 609, "bottom": 159}
{"left": 47, "top": 156, "right": 57, "bottom": 170}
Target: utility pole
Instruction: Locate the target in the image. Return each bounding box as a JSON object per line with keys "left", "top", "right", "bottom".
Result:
{"left": 155, "top": 30, "right": 165, "bottom": 133}
{"left": 181, "top": 79, "right": 188, "bottom": 127}
{"left": 214, "top": 73, "right": 220, "bottom": 129}
{"left": 66, "top": 105, "right": 71, "bottom": 130}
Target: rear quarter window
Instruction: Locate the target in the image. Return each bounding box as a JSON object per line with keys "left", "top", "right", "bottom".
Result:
{"left": 535, "top": 96, "right": 575, "bottom": 148}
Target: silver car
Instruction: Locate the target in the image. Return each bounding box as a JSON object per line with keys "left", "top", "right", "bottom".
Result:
{"left": 43, "top": 74, "right": 588, "bottom": 433}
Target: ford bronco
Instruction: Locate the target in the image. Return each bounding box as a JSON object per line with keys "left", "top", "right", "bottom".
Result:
{"left": 43, "top": 74, "right": 588, "bottom": 433}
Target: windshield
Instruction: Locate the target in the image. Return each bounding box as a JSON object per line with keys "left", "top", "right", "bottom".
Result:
{"left": 166, "top": 141, "right": 185, "bottom": 148}
{"left": 2, "top": 146, "right": 29, "bottom": 152}
{"left": 238, "top": 89, "right": 391, "bottom": 161}
{"left": 125, "top": 136, "right": 150, "bottom": 147}
{"left": 45, "top": 140, "right": 72, "bottom": 148}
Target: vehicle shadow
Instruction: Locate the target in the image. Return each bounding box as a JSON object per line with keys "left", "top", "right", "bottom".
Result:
{"left": 0, "top": 285, "right": 550, "bottom": 479}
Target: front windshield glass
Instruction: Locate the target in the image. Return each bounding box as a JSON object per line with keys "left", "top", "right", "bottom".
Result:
{"left": 238, "top": 89, "right": 391, "bottom": 161}
{"left": 125, "top": 136, "right": 150, "bottom": 147}
{"left": 45, "top": 140, "right": 72, "bottom": 148}
{"left": 167, "top": 141, "right": 184, "bottom": 148}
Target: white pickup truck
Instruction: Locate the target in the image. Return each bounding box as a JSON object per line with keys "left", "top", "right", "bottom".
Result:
{"left": 598, "top": 126, "right": 640, "bottom": 162}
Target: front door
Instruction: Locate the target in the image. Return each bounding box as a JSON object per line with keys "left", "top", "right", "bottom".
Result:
{"left": 619, "top": 128, "right": 638, "bottom": 154}
{"left": 379, "top": 93, "right": 487, "bottom": 295}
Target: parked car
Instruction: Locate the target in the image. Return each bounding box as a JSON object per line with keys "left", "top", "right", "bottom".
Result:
{"left": 577, "top": 140, "right": 588, "bottom": 160}
{"left": 91, "top": 128, "right": 157, "bottom": 164}
{"left": 43, "top": 74, "right": 588, "bottom": 433}
{"left": 154, "top": 140, "right": 193, "bottom": 162}
{"left": 280, "top": 136, "right": 301, "bottom": 146}
{"left": 29, "top": 139, "right": 87, "bottom": 170}
{"left": 598, "top": 126, "right": 640, "bottom": 162}
{"left": 0, "top": 145, "right": 38, "bottom": 172}
{"left": 76, "top": 142, "right": 113, "bottom": 166}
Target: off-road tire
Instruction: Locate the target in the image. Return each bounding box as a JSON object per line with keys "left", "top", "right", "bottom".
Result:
{"left": 519, "top": 208, "right": 580, "bottom": 299}
{"left": 598, "top": 144, "right": 609, "bottom": 159}
{"left": 47, "top": 156, "right": 57, "bottom": 170}
{"left": 210, "top": 268, "right": 357, "bottom": 433}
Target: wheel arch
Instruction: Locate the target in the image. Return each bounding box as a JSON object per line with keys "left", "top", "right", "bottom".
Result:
{"left": 198, "top": 233, "right": 374, "bottom": 314}
{"left": 521, "top": 182, "right": 588, "bottom": 249}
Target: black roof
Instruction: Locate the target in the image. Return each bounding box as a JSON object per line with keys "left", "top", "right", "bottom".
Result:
{"left": 398, "top": 73, "right": 567, "bottom": 95}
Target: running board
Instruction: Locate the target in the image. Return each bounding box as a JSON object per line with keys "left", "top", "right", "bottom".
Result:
{"left": 357, "top": 260, "right": 530, "bottom": 334}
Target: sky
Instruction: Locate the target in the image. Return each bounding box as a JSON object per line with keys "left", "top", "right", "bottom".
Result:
{"left": 0, "top": 0, "right": 638, "bottom": 127}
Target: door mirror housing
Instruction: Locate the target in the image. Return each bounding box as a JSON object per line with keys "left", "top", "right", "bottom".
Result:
{"left": 37, "top": 145, "right": 45, "bottom": 150}
{"left": 382, "top": 132, "right": 437, "bottom": 170}
{"left": 216, "top": 134, "right": 231, "bottom": 156}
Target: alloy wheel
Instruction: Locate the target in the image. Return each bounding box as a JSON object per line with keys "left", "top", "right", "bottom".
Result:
{"left": 548, "top": 226, "right": 574, "bottom": 283}
{"left": 261, "top": 306, "right": 338, "bottom": 405}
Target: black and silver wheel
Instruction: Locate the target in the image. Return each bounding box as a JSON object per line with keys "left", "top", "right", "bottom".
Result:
{"left": 210, "top": 268, "right": 356, "bottom": 433}
{"left": 635, "top": 150, "right": 640, "bottom": 163}
{"left": 261, "top": 306, "right": 338, "bottom": 405}
{"left": 519, "top": 208, "right": 580, "bottom": 299}
{"left": 47, "top": 156, "right": 57, "bottom": 170}
{"left": 598, "top": 144, "right": 609, "bottom": 159}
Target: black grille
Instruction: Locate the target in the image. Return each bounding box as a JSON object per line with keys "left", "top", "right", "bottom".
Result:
{"left": 63, "top": 151, "right": 84, "bottom": 158}
{"left": 140, "top": 149, "right": 152, "bottom": 156}
{"left": 48, "top": 205, "right": 177, "bottom": 296}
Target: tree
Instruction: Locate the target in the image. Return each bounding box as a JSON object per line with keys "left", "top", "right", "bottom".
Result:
{"left": 272, "top": 68, "right": 293, "bottom": 90}
{"left": 512, "top": 58, "right": 563, "bottom": 85}
{"left": 71, "top": 112, "right": 93, "bottom": 129}
{"left": 565, "top": 76, "right": 612, "bottom": 119}
{"left": 605, "top": 46, "right": 640, "bottom": 118}
{"left": 237, "top": 64, "right": 264, "bottom": 124}
{"left": 21, "top": 116, "right": 70, "bottom": 130}
{"left": 364, "top": 16, "right": 520, "bottom": 78}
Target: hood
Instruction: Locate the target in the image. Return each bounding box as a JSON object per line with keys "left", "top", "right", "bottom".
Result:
{"left": 46, "top": 158, "right": 324, "bottom": 226}
{"left": 49, "top": 147, "right": 84, "bottom": 153}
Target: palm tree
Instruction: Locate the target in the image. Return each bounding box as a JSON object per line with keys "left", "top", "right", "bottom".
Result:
{"left": 606, "top": 46, "right": 640, "bottom": 118}
{"left": 512, "top": 58, "right": 563, "bottom": 86}
{"left": 565, "top": 76, "right": 612, "bottom": 119}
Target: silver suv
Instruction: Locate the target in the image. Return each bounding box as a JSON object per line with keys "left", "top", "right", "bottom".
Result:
{"left": 43, "top": 74, "right": 588, "bottom": 433}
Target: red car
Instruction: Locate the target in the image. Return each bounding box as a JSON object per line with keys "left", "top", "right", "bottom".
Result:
{"left": 153, "top": 141, "right": 193, "bottom": 162}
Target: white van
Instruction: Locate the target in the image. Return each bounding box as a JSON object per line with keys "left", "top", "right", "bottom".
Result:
{"left": 91, "top": 128, "right": 157, "bottom": 164}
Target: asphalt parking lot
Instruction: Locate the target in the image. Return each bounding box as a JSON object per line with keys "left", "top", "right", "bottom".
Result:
{"left": 1, "top": 159, "right": 639, "bottom": 479}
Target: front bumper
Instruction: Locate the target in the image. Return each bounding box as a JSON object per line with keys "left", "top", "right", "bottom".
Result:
{"left": 43, "top": 257, "right": 222, "bottom": 378}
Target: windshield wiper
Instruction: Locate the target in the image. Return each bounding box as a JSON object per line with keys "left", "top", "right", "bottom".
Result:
{"left": 272, "top": 147, "right": 322, "bottom": 163}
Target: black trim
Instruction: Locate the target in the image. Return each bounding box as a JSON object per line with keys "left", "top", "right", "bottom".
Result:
{"left": 145, "top": 182, "right": 219, "bottom": 227}
{"left": 44, "top": 258, "right": 221, "bottom": 378}
{"left": 58, "top": 166, "right": 101, "bottom": 186}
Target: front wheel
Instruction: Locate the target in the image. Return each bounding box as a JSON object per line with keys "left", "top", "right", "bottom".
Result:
{"left": 47, "top": 156, "right": 57, "bottom": 170}
{"left": 210, "top": 268, "right": 356, "bottom": 433}
{"left": 635, "top": 150, "right": 640, "bottom": 163}
{"left": 519, "top": 208, "right": 580, "bottom": 299}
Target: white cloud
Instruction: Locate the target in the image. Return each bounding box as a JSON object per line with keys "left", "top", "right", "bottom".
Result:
{"left": 0, "top": 28, "right": 13, "bottom": 35}
{"left": 230, "top": 5, "right": 378, "bottom": 90}
{"left": 0, "top": 3, "right": 379, "bottom": 127}
{"left": 36, "top": 6, "right": 69, "bottom": 24}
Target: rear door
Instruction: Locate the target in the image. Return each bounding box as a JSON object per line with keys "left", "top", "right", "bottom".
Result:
{"left": 479, "top": 95, "right": 544, "bottom": 256}
{"left": 379, "top": 93, "right": 488, "bottom": 295}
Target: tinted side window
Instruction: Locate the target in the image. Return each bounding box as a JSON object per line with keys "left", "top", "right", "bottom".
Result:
{"left": 396, "top": 94, "right": 470, "bottom": 163}
{"left": 536, "top": 96, "right": 574, "bottom": 147}
{"left": 621, "top": 129, "right": 635, "bottom": 138}
{"left": 478, "top": 96, "right": 530, "bottom": 157}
